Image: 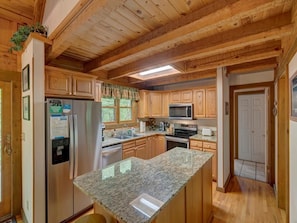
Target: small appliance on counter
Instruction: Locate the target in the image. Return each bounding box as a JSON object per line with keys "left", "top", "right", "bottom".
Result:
{"left": 140, "top": 121, "right": 146, "bottom": 133}
{"left": 202, "top": 128, "right": 213, "bottom": 136}
{"left": 159, "top": 122, "right": 165, "bottom": 131}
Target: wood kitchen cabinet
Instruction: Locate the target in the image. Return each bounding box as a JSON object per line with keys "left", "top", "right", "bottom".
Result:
{"left": 138, "top": 90, "right": 150, "bottom": 118}
{"left": 94, "top": 81, "right": 102, "bottom": 102}
{"left": 190, "top": 139, "right": 217, "bottom": 181}
{"left": 193, "top": 89, "right": 206, "bottom": 118}
{"left": 45, "top": 66, "right": 96, "bottom": 99}
{"left": 122, "top": 138, "right": 149, "bottom": 160}
{"left": 162, "top": 92, "right": 170, "bottom": 117}
{"left": 147, "top": 135, "right": 166, "bottom": 158}
{"left": 170, "top": 90, "right": 193, "bottom": 103}
{"left": 205, "top": 87, "right": 216, "bottom": 118}
{"left": 150, "top": 92, "right": 162, "bottom": 117}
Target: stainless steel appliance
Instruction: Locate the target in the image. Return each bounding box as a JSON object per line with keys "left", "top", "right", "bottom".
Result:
{"left": 169, "top": 104, "right": 193, "bottom": 120}
{"left": 101, "top": 143, "right": 122, "bottom": 168}
{"left": 165, "top": 124, "right": 197, "bottom": 150}
{"left": 45, "top": 98, "right": 102, "bottom": 223}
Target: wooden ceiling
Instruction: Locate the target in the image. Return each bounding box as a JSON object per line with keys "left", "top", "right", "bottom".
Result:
{"left": 0, "top": 0, "right": 294, "bottom": 88}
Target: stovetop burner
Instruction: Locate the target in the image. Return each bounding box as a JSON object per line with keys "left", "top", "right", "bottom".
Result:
{"left": 166, "top": 124, "right": 198, "bottom": 139}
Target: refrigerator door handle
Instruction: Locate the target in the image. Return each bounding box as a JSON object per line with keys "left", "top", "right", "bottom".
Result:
{"left": 74, "top": 114, "right": 79, "bottom": 178}
{"left": 69, "top": 115, "right": 74, "bottom": 180}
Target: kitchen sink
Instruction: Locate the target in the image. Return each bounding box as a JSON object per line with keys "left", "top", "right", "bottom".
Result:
{"left": 113, "top": 134, "right": 142, "bottom": 140}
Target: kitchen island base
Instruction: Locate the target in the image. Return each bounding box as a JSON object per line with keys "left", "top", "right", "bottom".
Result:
{"left": 93, "top": 159, "right": 212, "bottom": 223}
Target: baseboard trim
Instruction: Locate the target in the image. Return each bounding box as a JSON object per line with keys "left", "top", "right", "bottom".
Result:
{"left": 216, "top": 173, "right": 232, "bottom": 193}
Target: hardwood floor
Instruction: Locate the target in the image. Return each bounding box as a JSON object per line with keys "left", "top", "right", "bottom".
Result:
{"left": 16, "top": 176, "right": 285, "bottom": 223}
{"left": 212, "top": 176, "right": 286, "bottom": 223}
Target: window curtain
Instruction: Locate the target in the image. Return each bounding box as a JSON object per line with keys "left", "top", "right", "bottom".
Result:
{"left": 101, "top": 83, "right": 140, "bottom": 100}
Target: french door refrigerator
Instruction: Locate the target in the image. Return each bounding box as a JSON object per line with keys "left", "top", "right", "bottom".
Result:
{"left": 45, "top": 98, "right": 102, "bottom": 223}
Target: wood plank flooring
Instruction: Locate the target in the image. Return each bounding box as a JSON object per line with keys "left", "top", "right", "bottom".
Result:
{"left": 212, "top": 176, "right": 286, "bottom": 223}
{"left": 16, "top": 176, "right": 285, "bottom": 223}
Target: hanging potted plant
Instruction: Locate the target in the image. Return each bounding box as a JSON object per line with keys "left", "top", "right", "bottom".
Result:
{"left": 9, "top": 22, "right": 48, "bottom": 53}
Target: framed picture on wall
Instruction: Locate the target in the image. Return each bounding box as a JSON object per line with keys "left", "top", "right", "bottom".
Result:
{"left": 291, "top": 71, "right": 297, "bottom": 121}
{"left": 22, "top": 64, "right": 30, "bottom": 92}
{"left": 23, "top": 96, "right": 30, "bottom": 120}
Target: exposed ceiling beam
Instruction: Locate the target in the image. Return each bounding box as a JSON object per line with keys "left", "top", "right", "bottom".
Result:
{"left": 33, "top": 0, "right": 46, "bottom": 23}
{"left": 46, "top": 0, "right": 107, "bottom": 62}
{"left": 84, "top": 0, "right": 272, "bottom": 72}
{"left": 145, "top": 69, "right": 217, "bottom": 87}
{"left": 227, "top": 58, "right": 278, "bottom": 74}
{"left": 185, "top": 40, "right": 282, "bottom": 72}
{"left": 107, "top": 12, "right": 292, "bottom": 80}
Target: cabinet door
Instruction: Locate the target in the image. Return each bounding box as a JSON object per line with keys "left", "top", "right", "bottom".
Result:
{"left": 181, "top": 90, "right": 193, "bottom": 103}
{"left": 203, "top": 148, "right": 217, "bottom": 181}
{"left": 155, "top": 135, "right": 166, "bottom": 156}
{"left": 138, "top": 90, "right": 150, "bottom": 118}
{"left": 147, "top": 136, "right": 155, "bottom": 158}
{"left": 162, "top": 92, "right": 170, "bottom": 117}
{"left": 193, "top": 89, "right": 205, "bottom": 118}
{"left": 95, "top": 81, "right": 102, "bottom": 102}
{"left": 190, "top": 139, "right": 203, "bottom": 150}
{"left": 170, "top": 91, "right": 181, "bottom": 103}
{"left": 135, "top": 144, "right": 148, "bottom": 159}
{"left": 45, "top": 72, "right": 72, "bottom": 96}
{"left": 72, "top": 75, "right": 95, "bottom": 98}
{"left": 205, "top": 88, "right": 216, "bottom": 118}
{"left": 122, "top": 148, "right": 135, "bottom": 159}
{"left": 150, "top": 92, "right": 162, "bottom": 117}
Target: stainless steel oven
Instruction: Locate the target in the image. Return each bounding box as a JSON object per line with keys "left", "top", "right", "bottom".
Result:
{"left": 165, "top": 136, "right": 189, "bottom": 150}
{"left": 165, "top": 124, "right": 197, "bottom": 151}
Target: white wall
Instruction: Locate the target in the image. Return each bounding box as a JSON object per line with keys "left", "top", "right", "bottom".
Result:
{"left": 229, "top": 70, "right": 274, "bottom": 86}
{"left": 216, "top": 67, "right": 230, "bottom": 189}
{"left": 289, "top": 52, "right": 297, "bottom": 223}
{"left": 22, "top": 38, "right": 45, "bottom": 223}
{"left": 43, "top": 0, "right": 79, "bottom": 36}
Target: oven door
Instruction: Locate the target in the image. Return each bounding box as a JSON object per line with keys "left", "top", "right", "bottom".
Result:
{"left": 165, "top": 136, "right": 189, "bottom": 151}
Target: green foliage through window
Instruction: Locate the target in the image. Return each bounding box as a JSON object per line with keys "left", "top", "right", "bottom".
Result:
{"left": 102, "top": 98, "right": 133, "bottom": 123}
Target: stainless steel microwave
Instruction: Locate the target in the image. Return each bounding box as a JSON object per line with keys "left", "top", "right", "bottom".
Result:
{"left": 169, "top": 104, "right": 193, "bottom": 120}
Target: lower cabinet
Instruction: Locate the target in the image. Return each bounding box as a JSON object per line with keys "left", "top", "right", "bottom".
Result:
{"left": 190, "top": 139, "right": 217, "bottom": 181}
{"left": 122, "top": 138, "right": 149, "bottom": 160}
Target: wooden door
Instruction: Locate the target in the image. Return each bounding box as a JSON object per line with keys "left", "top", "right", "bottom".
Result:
{"left": 205, "top": 88, "right": 216, "bottom": 117}
{"left": 238, "top": 94, "right": 266, "bottom": 163}
{"left": 72, "top": 75, "right": 95, "bottom": 98}
{"left": 162, "top": 92, "right": 169, "bottom": 117}
{"left": 0, "top": 81, "right": 12, "bottom": 218}
{"left": 150, "top": 92, "right": 162, "bottom": 117}
{"left": 135, "top": 144, "right": 148, "bottom": 159}
{"left": 193, "top": 89, "right": 205, "bottom": 118}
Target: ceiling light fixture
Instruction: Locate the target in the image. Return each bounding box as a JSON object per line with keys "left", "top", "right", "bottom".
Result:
{"left": 139, "top": 65, "right": 173, "bottom": 76}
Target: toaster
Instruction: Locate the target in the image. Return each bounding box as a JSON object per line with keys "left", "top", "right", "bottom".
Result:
{"left": 202, "top": 128, "right": 213, "bottom": 136}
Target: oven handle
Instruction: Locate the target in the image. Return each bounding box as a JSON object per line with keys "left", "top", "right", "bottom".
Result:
{"left": 165, "top": 136, "right": 189, "bottom": 143}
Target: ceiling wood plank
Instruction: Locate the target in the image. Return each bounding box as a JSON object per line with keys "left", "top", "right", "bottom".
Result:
{"left": 46, "top": 0, "right": 107, "bottom": 62}
{"left": 144, "top": 69, "right": 217, "bottom": 87}
{"left": 0, "top": 7, "right": 32, "bottom": 24}
{"left": 227, "top": 58, "right": 278, "bottom": 75}
{"left": 84, "top": 0, "right": 272, "bottom": 72}
{"left": 107, "top": 12, "right": 292, "bottom": 80}
{"left": 185, "top": 41, "right": 281, "bottom": 73}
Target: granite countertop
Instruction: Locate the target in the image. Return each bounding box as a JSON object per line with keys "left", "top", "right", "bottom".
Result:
{"left": 190, "top": 134, "right": 217, "bottom": 143}
{"left": 102, "top": 131, "right": 166, "bottom": 147}
{"left": 73, "top": 147, "right": 212, "bottom": 223}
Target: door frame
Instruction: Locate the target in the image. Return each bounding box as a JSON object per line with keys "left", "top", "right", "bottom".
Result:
{"left": 0, "top": 71, "right": 22, "bottom": 218}
{"left": 230, "top": 82, "right": 275, "bottom": 184}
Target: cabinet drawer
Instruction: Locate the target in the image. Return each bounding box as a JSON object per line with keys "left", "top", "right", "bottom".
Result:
{"left": 122, "top": 140, "right": 136, "bottom": 150}
{"left": 136, "top": 137, "right": 146, "bottom": 146}
{"left": 203, "top": 142, "right": 216, "bottom": 150}
{"left": 190, "top": 140, "right": 203, "bottom": 148}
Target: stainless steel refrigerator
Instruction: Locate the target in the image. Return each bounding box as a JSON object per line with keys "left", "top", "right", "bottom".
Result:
{"left": 45, "top": 98, "right": 102, "bottom": 223}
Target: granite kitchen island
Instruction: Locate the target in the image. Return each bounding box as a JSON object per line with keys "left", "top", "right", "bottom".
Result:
{"left": 74, "top": 147, "right": 213, "bottom": 223}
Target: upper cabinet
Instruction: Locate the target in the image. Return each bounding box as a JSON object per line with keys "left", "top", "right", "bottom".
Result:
{"left": 170, "top": 90, "right": 193, "bottom": 103}
{"left": 205, "top": 87, "right": 216, "bottom": 118}
{"left": 149, "top": 92, "right": 162, "bottom": 117}
{"left": 162, "top": 92, "right": 170, "bottom": 117}
{"left": 45, "top": 66, "right": 96, "bottom": 99}
{"left": 138, "top": 90, "right": 150, "bottom": 118}
{"left": 193, "top": 88, "right": 206, "bottom": 118}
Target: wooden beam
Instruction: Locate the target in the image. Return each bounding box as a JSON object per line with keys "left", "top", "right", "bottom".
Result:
{"left": 84, "top": 0, "right": 272, "bottom": 72}
{"left": 33, "top": 0, "right": 46, "bottom": 23}
{"left": 186, "top": 40, "right": 281, "bottom": 73}
{"left": 107, "top": 12, "right": 292, "bottom": 80}
{"left": 0, "top": 7, "right": 32, "bottom": 24}
{"left": 145, "top": 69, "right": 217, "bottom": 87}
{"left": 227, "top": 58, "right": 278, "bottom": 75}
{"left": 46, "top": 0, "right": 107, "bottom": 62}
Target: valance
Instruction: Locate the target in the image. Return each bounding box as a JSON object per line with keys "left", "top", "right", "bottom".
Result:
{"left": 101, "top": 83, "right": 140, "bottom": 100}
